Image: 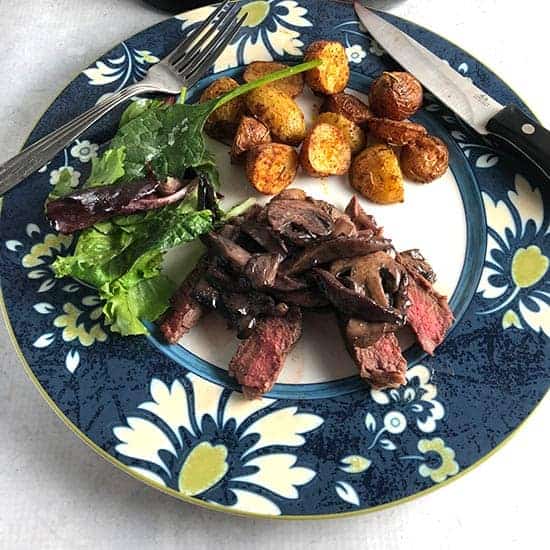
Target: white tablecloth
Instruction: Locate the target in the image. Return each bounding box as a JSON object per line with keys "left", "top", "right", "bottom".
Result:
{"left": 0, "top": 1, "right": 547, "bottom": 548}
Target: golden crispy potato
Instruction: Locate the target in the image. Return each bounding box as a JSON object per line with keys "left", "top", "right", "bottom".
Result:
{"left": 369, "top": 72, "right": 423, "bottom": 121}
{"left": 401, "top": 135, "right": 449, "bottom": 183}
{"left": 243, "top": 61, "right": 304, "bottom": 98}
{"left": 199, "top": 77, "right": 245, "bottom": 143}
{"left": 368, "top": 118, "right": 427, "bottom": 146}
{"left": 305, "top": 40, "right": 350, "bottom": 95}
{"left": 317, "top": 112, "right": 366, "bottom": 155}
{"left": 300, "top": 122, "right": 351, "bottom": 177}
{"left": 230, "top": 116, "right": 271, "bottom": 164}
{"left": 350, "top": 144, "right": 404, "bottom": 204}
{"left": 246, "top": 143, "right": 299, "bottom": 195}
{"left": 321, "top": 92, "right": 373, "bottom": 126}
{"left": 245, "top": 87, "right": 306, "bottom": 145}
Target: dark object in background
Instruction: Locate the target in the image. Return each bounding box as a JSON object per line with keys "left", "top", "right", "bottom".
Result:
{"left": 142, "top": 0, "right": 213, "bottom": 14}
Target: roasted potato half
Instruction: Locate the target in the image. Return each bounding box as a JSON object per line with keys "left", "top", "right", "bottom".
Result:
{"left": 321, "top": 92, "right": 373, "bottom": 126}
{"left": 245, "top": 87, "right": 306, "bottom": 145}
{"left": 317, "top": 112, "right": 366, "bottom": 155}
{"left": 300, "top": 122, "right": 351, "bottom": 177}
{"left": 401, "top": 135, "right": 449, "bottom": 183}
{"left": 368, "top": 118, "right": 427, "bottom": 146}
{"left": 369, "top": 72, "right": 423, "bottom": 121}
{"left": 230, "top": 116, "right": 271, "bottom": 164}
{"left": 199, "top": 77, "right": 245, "bottom": 144}
{"left": 243, "top": 61, "right": 304, "bottom": 98}
{"left": 246, "top": 143, "right": 299, "bottom": 195}
{"left": 305, "top": 40, "right": 350, "bottom": 95}
{"left": 350, "top": 144, "right": 404, "bottom": 204}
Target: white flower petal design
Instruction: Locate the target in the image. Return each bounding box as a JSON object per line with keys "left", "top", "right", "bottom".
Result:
{"left": 482, "top": 191, "right": 515, "bottom": 245}
{"left": 340, "top": 455, "right": 371, "bottom": 474}
{"left": 5, "top": 240, "right": 23, "bottom": 252}
{"left": 220, "top": 489, "right": 281, "bottom": 516}
{"left": 26, "top": 223, "right": 41, "bottom": 238}
{"left": 335, "top": 481, "right": 360, "bottom": 506}
{"left": 270, "top": 23, "right": 304, "bottom": 57}
{"left": 33, "top": 302, "right": 55, "bottom": 314}
{"left": 33, "top": 333, "right": 55, "bottom": 348}
{"left": 114, "top": 417, "right": 177, "bottom": 475}
{"left": 508, "top": 175, "right": 543, "bottom": 237}
{"left": 370, "top": 389, "right": 390, "bottom": 405}
{"left": 278, "top": 1, "right": 312, "bottom": 28}
{"left": 519, "top": 297, "right": 550, "bottom": 336}
{"left": 139, "top": 379, "right": 195, "bottom": 443}
{"left": 65, "top": 349, "right": 80, "bottom": 373}
{"left": 223, "top": 391, "right": 274, "bottom": 428}
{"left": 129, "top": 466, "right": 167, "bottom": 488}
{"left": 478, "top": 259, "right": 507, "bottom": 300}
{"left": 235, "top": 454, "right": 315, "bottom": 498}
{"left": 186, "top": 373, "right": 225, "bottom": 431}
{"left": 241, "top": 406, "right": 323, "bottom": 457}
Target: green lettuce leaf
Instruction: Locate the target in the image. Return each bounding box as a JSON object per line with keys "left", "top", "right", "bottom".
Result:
{"left": 51, "top": 189, "right": 213, "bottom": 335}
{"left": 86, "top": 147, "right": 127, "bottom": 187}
{"left": 49, "top": 60, "right": 320, "bottom": 336}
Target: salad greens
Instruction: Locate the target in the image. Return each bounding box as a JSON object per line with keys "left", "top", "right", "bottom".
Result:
{"left": 49, "top": 59, "right": 320, "bottom": 336}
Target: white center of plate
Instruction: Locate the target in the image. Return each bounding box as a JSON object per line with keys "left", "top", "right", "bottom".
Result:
{"left": 163, "top": 88, "right": 467, "bottom": 385}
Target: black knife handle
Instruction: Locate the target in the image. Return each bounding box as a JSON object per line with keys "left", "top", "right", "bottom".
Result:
{"left": 487, "top": 105, "right": 550, "bottom": 179}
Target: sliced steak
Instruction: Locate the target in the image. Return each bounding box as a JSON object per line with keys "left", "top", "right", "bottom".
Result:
{"left": 160, "top": 262, "right": 206, "bottom": 344}
{"left": 229, "top": 307, "right": 303, "bottom": 398}
{"left": 397, "top": 249, "right": 436, "bottom": 285}
{"left": 404, "top": 275, "right": 453, "bottom": 355}
{"left": 347, "top": 331, "right": 407, "bottom": 389}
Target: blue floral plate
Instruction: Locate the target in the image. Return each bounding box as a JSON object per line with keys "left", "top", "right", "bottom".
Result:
{"left": 1, "top": 0, "right": 548, "bottom": 519}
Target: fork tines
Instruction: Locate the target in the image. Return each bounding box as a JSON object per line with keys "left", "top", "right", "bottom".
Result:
{"left": 164, "top": 0, "right": 245, "bottom": 84}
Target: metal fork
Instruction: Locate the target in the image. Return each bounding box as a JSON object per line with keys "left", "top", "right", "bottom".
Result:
{"left": 0, "top": 0, "right": 246, "bottom": 196}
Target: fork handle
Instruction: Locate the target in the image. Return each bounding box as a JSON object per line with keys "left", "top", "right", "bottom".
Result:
{"left": 0, "top": 83, "right": 157, "bottom": 196}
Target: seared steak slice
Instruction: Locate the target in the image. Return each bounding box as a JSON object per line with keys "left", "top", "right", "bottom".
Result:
{"left": 229, "top": 307, "right": 303, "bottom": 398}
{"left": 397, "top": 249, "right": 436, "bottom": 285}
{"left": 160, "top": 262, "right": 206, "bottom": 344}
{"left": 404, "top": 275, "right": 454, "bottom": 355}
{"left": 347, "top": 331, "right": 407, "bottom": 389}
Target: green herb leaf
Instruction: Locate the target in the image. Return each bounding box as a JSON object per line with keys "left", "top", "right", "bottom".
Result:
{"left": 48, "top": 168, "right": 77, "bottom": 201}
{"left": 86, "top": 147, "right": 127, "bottom": 187}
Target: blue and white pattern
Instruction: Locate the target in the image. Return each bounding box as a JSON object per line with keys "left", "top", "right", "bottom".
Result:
{"left": 0, "top": 0, "right": 548, "bottom": 518}
{"left": 177, "top": 1, "right": 312, "bottom": 71}
{"left": 114, "top": 373, "right": 322, "bottom": 515}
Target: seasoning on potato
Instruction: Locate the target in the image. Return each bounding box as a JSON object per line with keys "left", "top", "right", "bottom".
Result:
{"left": 300, "top": 122, "right": 351, "bottom": 177}
{"left": 350, "top": 144, "right": 404, "bottom": 204}
{"left": 304, "top": 40, "right": 350, "bottom": 95}
{"left": 369, "top": 72, "right": 423, "bottom": 121}
{"left": 245, "top": 87, "right": 306, "bottom": 146}
{"left": 199, "top": 77, "right": 245, "bottom": 144}
{"left": 243, "top": 61, "right": 304, "bottom": 98}
{"left": 246, "top": 143, "right": 299, "bottom": 194}
{"left": 317, "top": 112, "right": 366, "bottom": 155}
{"left": 401, "top": 135, "right": 449, "bottom": 183}
{"left": 321, "top": 92, "right": 373, "bottom": 126}
{"left": 230, "top": 116, "right": 271, "bottom": 164}
{"left": 368, "top": 118, "right": 427, "bottom": 146}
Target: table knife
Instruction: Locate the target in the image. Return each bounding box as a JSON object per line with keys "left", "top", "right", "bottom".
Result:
{"left": 354, "top": 1, "right": 550, "bottom": 179}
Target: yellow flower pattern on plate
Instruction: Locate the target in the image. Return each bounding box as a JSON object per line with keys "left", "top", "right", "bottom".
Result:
{"left": 417, "top": 438, "right": 459, "bottom": 483}
{"left": 53, "top": 303, "right": 107, "bottom": 346}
